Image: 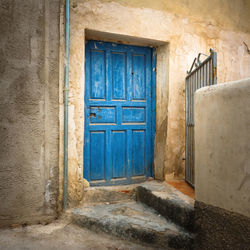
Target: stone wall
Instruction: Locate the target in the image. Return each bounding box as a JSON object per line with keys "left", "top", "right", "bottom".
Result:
{"left": 0, "top": 0, "right": 60, "bottom": 227}
{"left": 194, "top": 201, "right": 250, "bottom": 249}
{"left": 60, "top": 0, "right": 250, "bottom": 206}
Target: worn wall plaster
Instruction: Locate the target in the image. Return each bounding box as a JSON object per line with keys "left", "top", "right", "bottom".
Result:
{"left": 58, "top": 0, "right": 250, "bottom": 206}
{"left": 0, "top": 0, "right": 60, "bottom": 227}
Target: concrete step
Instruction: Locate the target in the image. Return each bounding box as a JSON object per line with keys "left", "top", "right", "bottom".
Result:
{"left": 136, "top": 181, "right": 194, "bottom": 231}
{"left": 81, "top": 184, "right": 137, "bottom": 205}
{"left": 72, "top": 201, "right": 194, "bottom": 249}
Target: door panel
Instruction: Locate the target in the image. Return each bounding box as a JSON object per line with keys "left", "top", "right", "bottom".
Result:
{"left": 122, "top": 107, "right": 145, "bottom": 123}
{"left": 90, "top": 50, "right": 106, "bottom": 99}
{"left": 111, "top": 131, "right": 126, "bottom": 178}
{"left": 84, "top": 40, "right": 155, "bottom": 186}
{"left": 111, "top": 52, "right": 126, "bottom": 100}
{"left": 132, "top": 130, "right": 145, "bottom": 176}
{"left": 132, "top": 54, "right": 146, "bottom": 100}
{"left": 90, "top": 131, "right": 105, "bottom": 180}
{"left": 89, "top": 107, "right": 116, "bottom": 124}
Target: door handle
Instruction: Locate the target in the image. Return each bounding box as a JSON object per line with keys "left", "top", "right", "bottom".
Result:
{"left": 89, "top": 113, "right": 96, "bottom": 118}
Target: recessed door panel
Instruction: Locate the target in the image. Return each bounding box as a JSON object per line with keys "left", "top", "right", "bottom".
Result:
{"left": 90, "top": 49, "right": 106, "bottom": 99}
{"left": 111, "top": 52, "right": 126, "bottom": 100}
{"left": 132, "top": 130, "right": 145, "bottom": 176}
{"left": 111, "top": 131, "right": 126, "bottom": 178}
{"left": 122, "top": 107, "right": 145, "bottom": 123}
{"left": 89, "top": 107, "right": 116, "bottom": 124}
{"left": 90, "top": 131, "right": 105, "bottom": 180}
{"left": 132, "top": 54, "right": 146, "bottom": 100}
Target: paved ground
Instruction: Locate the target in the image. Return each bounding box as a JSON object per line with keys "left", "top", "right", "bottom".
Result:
{"left": 72, "top": 201, "right": 192, "bottom": 249}
{"left": 0, "top": 219, "right": 158, "bottom": 250}
{"left": 0, "top": 181, "right": 194, "bottom": 250}
{"left": 166, "top": 180, "right": 194, "bottom": 199}
{"left": 73, "top": 201, "right": 180, "bottom": 234}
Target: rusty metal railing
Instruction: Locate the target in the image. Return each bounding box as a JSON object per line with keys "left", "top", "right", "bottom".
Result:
{"left": 185, "top": 49, "right": 217, "bottom": 187}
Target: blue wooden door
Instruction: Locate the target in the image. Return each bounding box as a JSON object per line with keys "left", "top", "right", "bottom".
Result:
{"left": 84, "top": 40, "right": 155, "bottom": 186}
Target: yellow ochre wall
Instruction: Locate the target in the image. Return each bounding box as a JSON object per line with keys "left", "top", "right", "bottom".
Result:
{"left": 58, "top": 0, "right": 250, "bottom": 207}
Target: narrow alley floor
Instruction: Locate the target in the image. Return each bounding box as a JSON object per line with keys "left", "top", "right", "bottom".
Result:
{"left": 0, "top": 180, "right": 194, "bottom": 250}
{"left": 0, "top": 219, "right": 159, "bottom": 250}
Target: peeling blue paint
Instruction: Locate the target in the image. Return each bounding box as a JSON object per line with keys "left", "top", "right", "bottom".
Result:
{"left": 84, "top": 41, "right": 156, "bottom": 186}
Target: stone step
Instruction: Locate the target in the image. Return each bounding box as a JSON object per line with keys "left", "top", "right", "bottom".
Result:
{"left": 136, "top": 181, "right": 194, "bottom": 231}
{"left": 72, "top": 201, "right": 194, "bottom": 249}
{"left": 81, "top": 184, "right": 137, "bottom": 205}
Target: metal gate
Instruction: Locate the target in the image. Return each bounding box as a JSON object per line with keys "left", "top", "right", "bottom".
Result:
{"left": 185, "top": 49, "right": 217, "bottom": 187}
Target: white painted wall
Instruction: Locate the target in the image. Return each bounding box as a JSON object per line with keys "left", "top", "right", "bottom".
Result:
{"left": 195, "top": 78, "right": 250, "bottom": 217}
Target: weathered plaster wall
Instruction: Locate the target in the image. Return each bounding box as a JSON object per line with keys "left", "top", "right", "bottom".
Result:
{"left": 195, "top": 78, "right": 250, "bottom": 218}
{"left": 154, "top": 45, "right": 169, "bottom": 180}
{"left": 97, "top": 0, "right": 250, "bottom": 35}
{"left": 60, "top": 0, "right": 250, "bottom": 205}
{"left": 194, "top": 79, "right": 250, "bottom": 249}
{"left": 0, "top": 0, "right": 60, "bottom": 227}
